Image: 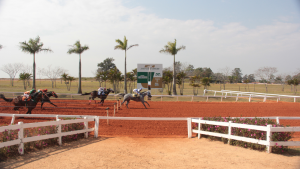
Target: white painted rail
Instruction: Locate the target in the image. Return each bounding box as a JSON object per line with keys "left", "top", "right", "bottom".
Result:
{"left": 0, "top": 118, "right": 94, "bottom": 154}
{"left": 191, "top": 118, "right": 300, "bottom": 153}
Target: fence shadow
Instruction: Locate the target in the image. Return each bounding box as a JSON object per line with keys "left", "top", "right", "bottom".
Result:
{"left": 0, "top": 136, "right": 109, "bottom": 169}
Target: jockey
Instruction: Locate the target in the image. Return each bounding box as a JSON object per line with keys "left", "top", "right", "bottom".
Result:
{"left": 38, "top": 89, "right": 47, "bottom": 93}
{"left": 133, "top": 88, "right": 142, "bottom": 96}
{"left": 24, "top": 91, "right": 30, "bottom": 99}
{"left": 98, "top": 87, "right": 106, "bottom": 95}
{"left": 26, "top": 88, "right": 36, "bottom": 101}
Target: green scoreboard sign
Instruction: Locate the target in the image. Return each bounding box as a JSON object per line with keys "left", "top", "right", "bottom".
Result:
{"left": 137, "top": 64, "right": 163, "bottom": 89}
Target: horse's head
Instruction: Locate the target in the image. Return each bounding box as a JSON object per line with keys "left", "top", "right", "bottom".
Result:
{"left": 107, "top": 88, "right": 115, "bottom": 93}
{"left": 50, "top": 91, "right": 58, "bottom": 98}
{"left": 147, "top": 91, "right": 152, "bottom": 98}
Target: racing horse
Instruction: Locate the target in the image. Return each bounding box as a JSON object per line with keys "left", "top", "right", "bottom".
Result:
{"left": 120, "top": 91, "right": 152, "bottom": 109}
{"left": 82, "top": 88, "right": 115, "bottom": 105}
{"left": 0, "top": 92, "right": 43, "bottom": 114}
{"left": 41, "top": 91, "right": 58, "bottom": 109}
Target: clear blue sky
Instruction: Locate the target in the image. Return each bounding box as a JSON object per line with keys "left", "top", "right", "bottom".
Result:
{"left": 0, "top": 0, "right": 300, "bottom": 79}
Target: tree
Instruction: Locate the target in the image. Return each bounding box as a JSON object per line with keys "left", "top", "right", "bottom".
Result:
{"left": 162, "top": 70, "right": 173, "bottom": 95}
{"left": 19, "top": 36, "right": 52, "bottom": 89}
{"left": 159, "top": 39, "right": 186, "bottom": 95}
{"left": 189, "top": 75, "right": 201, "bottom": 95}
{"left": 219, "top": 67, "right": 231, "bottom": 90}
{"left": 0, "top": 44, "right": 2, "bottom": 50}
{"left": 114, "top": 36, "right": 138, "bottom": 94}
{"left": 132, "top": 68, "right": 137, "bottom": 88}
{"left": 67, "top": 41, "right": 89, "bottom": 94}
{"left": 108, "top": 67, "right": 122, "bottom": 92}
{"left": 97, "top": 57, "right": 116, "bottom": 72}
{"left": 61, "top": 73, "right": 75, "bottom": 91}
{"left": 255, "top": 67, "right": 278, "bottom": 83}
{"left": 19, "top": 72, "right": 32, "bottom": 90}
{"left": 176, "top": 71, "right": 186, "bottom": 95}
{"left": 201, "top": 77, "right": 211, "bottom": 90}
{"left": 231, "top": 68, "right": 243, "bottom": 83}
{"left": 1, "top": 63, "right": 23, "bottom": 86}
{"left": 43, "top": 65, "right": 65, "bottom": 88}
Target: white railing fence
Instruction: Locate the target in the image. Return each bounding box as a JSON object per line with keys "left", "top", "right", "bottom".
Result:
{"left": 0, "top": 116, "right": 95, "bottom": 155}
{"left": 191, "top": 118, "right": 300, "bottom": 153}
{"left": 0, "top": 113, "right": 299, "bottom": 154}
{"left": 204, "top": 89, "right": 300, "bottom": 103}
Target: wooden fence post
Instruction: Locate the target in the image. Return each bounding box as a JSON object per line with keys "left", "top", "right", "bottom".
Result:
{"left": 114, "top": 103, "right": 116, "bottom": 117}
{"left": 228, "top": 121, "right": 232, "bottom": 144}
{"left": 198, "top": 118, "right": 201, "bottom": 139}
{"left": 94, "top": 116, "right": 99, "bottom": 138}
{"left": 187, "top": 118, "right": 192, "bottom": 138}
{"left": 266, "top": 125, "right": 272, "bottom": 153}
{"left": 84, "top": 117, "right": 88, "bottom": 138}
{"left": 106, "top": 107, "right": 109, "bottom": 125}
{"left": 11, "top": 114, "right": 15, "bottom": 125}
{"left": 57, "top": 119, "right": 62, "bottom": 145}
{"left": 18, "top": 122, "right": 24, "bottom": 155}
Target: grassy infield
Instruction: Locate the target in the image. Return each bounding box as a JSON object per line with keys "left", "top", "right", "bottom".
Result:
{"left": 0, "top": 78, "right": 299, "bottom": 102}
{"left": 0, "top": 79, "right": 299, "bottom": 155}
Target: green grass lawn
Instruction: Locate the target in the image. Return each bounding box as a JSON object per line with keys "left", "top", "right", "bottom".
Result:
{"left": 0, "top": 79, "right": 299, "bottom": 102}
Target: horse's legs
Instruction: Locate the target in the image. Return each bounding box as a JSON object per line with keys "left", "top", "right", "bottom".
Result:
{"left": 49, "top": 101, "right": 57, "bottom": 107}
{"left": 141, "top": 101, "right": 147, "bottom": 109}
{"left": 41, "top": 102, "right": 44, "bottom": 109}
{"left": 126, "top": 100, "right": 130, "bottom": 108}
{"left": 144, "top": 101, "right": 150, "bottom": 107}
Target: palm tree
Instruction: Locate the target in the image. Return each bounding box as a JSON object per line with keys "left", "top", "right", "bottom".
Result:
{"left": 19, "top": 36, "right": 52, "bottom": 89}
{"left": 159, "top": 39, "right": 186, "bottom": 95}
{"left": 67, "top": 41, "right": 89, "bottom": 94}
{"left": 114, "top": 36, "right": 138, "bottom": 94}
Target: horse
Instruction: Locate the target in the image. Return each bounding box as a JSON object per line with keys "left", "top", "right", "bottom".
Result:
{"left": 82, "top": 88, "right": 115, "bottom": 105}
{"left": 0, "top": 92, "right": 43, "bottom": 114}
{"left": 120, "top": 91, "right": 152, "bottom": 109}
{"left": 41, "top": 91, "right": 58, "bottom": 108}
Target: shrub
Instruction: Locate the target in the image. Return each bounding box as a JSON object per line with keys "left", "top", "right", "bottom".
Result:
{"left": 193, "top": 116, "right": 293, "bottom": 153}
{"left": 0, "top": 118, "right": 89, "bottom": 160}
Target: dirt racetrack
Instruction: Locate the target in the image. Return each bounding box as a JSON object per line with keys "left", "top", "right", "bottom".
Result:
{"left": 1, "top": 100, "right": 300, "bottom": 169}
{"left": 0, "top": 99, "right": 300, "bottom": 139}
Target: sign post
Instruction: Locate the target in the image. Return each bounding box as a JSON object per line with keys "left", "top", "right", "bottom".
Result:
{"left": 137, "top": 64, "right": 163, "bottom": 100}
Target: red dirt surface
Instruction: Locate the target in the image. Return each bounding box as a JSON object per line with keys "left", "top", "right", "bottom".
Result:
{"left": 0, "top": 100, "right": 300, "bottom": 139}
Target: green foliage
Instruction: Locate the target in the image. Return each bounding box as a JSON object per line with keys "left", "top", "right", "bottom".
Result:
{"left": 67, "top": 41, "right": 89, "bottom": 55}
{"left": 163, "top": 70, "right": 173, "bottom": 95}
{"left": 194, "top": 116, "right": 293, "bottom": 153}
{"left": 19, "top": 72, "right": 32, "bottom": 90}
{"left": 61, "top": 73, "right": 75, "bottom": 91}
{"left": 189, "top": 76, "right": 201, "bottom": 95}
{"left": 97, "top": 58, "right": 116, "bottom": 72}
{"left": 201, "top": 77, "right": 211, "bottom": 89}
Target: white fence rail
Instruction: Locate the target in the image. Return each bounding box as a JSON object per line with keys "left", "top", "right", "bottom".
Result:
{"left": 0, "top": 117, "right": 94, "bottom": 154}
{"left": 204, "top": 89, "right": 300, "bottom": 102}
{"left": 0, "top": 113, "right": 300, "bottom": 154}
{"left": 191, "top": 118, "right": 300, "bottom": 153}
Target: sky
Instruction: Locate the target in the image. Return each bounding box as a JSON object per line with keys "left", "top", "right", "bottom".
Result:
{"left": 0, "top": 0, "right": 300, "bottom": 79}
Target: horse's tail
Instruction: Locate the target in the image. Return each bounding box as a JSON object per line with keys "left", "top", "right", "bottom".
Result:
{"left": 81, "top": 92, "right": 91, "bottom": 95}
{"left": 0, "top": 94, "right": 13, "bottom": 102}
{"left": 117, "top": 93, "right": 125, "bottom": 97}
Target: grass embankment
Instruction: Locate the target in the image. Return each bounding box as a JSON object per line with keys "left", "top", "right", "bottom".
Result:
{"left": 0, "top": 79, "right": 299, "bottom": 102}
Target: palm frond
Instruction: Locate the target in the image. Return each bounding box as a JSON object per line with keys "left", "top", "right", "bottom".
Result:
{"left": 127, "top": 44, "right": 138, "bottom": 50}
{"left": 0, "top": 44, "right": 3, "bottom": 49}
{"left": 67, "top": 41, "right": 89, "bottom": 54}
{"left": 19, "top": 36, "right": 52, "bottom": 54}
